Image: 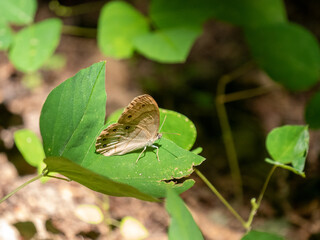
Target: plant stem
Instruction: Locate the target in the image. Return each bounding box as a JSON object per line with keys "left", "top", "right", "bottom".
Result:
{"left": 0, "top": 174, "right": 43, "bottom": 204}
{"left": 216, "top": 62, "right": 254, "bottom": 202}
{"left": 194, "top": 168, "right": 247, "bottom": 227}
{"left": 244, "top": 165, "right": 277, "bottom": 230}
{"left": 62, "top": 25, "right": 97, "bottom": 38}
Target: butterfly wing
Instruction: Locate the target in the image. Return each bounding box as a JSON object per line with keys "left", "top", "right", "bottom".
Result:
{"left": 96, "top": 123, "right": 153, "bottom": 156}
{"left": 95, "top": 94, "right": 161, "bottom": 157}
{"left": 118, "top": 94, "right": 160, "bottom": 137}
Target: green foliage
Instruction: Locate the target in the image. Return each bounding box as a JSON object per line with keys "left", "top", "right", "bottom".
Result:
{"left": 45, "top": 156, "right": 156, "bottom": 201}
{"left": 133, "top": 27, "right": 201, "bottom": 63}
{"left": 9, "top": 18, "right": 62, "bottom": 72}
{"left": 0, "top": 0, "right": 37, "bottom": 25}
{"left": 166, "top": 189, "right": 204, "bottom": 240}
{"left": 40, "top": 62, "right": 204, "bottom": 199}
{"left": 305, "top": 92, "right": 320, "bottom": 129}
{"left": 245, "top": 23, "right": 320, "bottom": 91}
{"left": 150, "top": 0, "right": 213, "bottom": 28}
{"left": 242, "top": 230, "right": 284, "bottom": 240}
{"left": 265, "top": 125, "right": 309, "bottom": 176}
{"left": 14, "top": 129, "right": 45, "bottom": 168}
{"left": 97, "top": 1, "right": 149, "bottom": 59}
{"left": 211, "top": 0, "right": 286, "bottom": 27}
{"left": 0, "top": 21, "right": 13, "bottom": 50}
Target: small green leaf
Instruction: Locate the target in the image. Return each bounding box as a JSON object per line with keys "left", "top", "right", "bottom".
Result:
{"left": 44, "top": 156, "right": 156, "bottom": 202}
{"left": 0, "top": 22, "right": 13, "bottom": 50}
{"left": 211, "top": 0, "right": 286, "bottom": 28}
{"left": 107, "top": 108, "right": 197, "bottom": 150}
{"left": 305, "top": 92, "right": 320, "bottom": 129}
{"left": 133, "top": 27, "right": 201, "bottom": 63}
{"left": 245, "top": 23, "right": 320, "bottom": 90}
{"left": 14, "top": 129, "right": 45, "bottom": 168}
{"left": 0, "top": 0, "right": 37, "bottom": 25}
{"left": 97, "top": 1, "right": 149, "bottom": 59}
{"left": 166, "top": 188, "right": 204, "bottom": 240}
{"left": 265, "top": 125, "right": 309, "bottom": 175}
{"left": 9, "top": 18, "right": 62, "bottom": 72}
{"left": 150, "top": 0, "right": 214, "bottom": 29}
{"left": 242, "top": 230, "right": 284, "bottom": 240}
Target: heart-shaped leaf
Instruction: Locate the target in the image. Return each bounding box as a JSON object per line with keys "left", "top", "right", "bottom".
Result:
{"left": 41, "top": 62, "right": 204, "bottom": 199}
{"left": 133, "top": 27, "right": 202, "bottom": 63}
{"left": 97, "top": 1, "right": 149, "bottom": 59}
{"left": 9, "top": 18, "right": 62, "bottom": 72}
{"left": 245, "top": 23, "right": 320, "bottom": 91}
{"left": 0, "top": 0, "right": 37, "bottom": 25}
{"left": 265, "top": 125, "right": 309, "bottom": 176}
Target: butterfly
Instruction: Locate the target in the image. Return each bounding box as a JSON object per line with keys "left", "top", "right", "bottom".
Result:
{"left": 95, "top": 94, "right": 163, "bottom": 163}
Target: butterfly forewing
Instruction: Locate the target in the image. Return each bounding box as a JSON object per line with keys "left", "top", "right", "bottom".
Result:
{"left": 95, "top": 94, "right": 161, "bottom": 157}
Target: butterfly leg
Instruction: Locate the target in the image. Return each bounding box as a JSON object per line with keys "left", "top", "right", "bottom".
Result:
{"left": 151, "top": 145, "right": 160, "bottom": 162}
{"left": 136, "top": 146, "right": 147, "bottom": 163}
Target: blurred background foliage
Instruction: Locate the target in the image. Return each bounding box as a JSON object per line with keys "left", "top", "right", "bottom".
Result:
{"left": 1, "top": 0, "right": 320, "bottom": 239}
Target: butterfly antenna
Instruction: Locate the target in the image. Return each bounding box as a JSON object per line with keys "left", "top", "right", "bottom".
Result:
{"left": 159, "top": 115, "right": 167, "bottom": 132}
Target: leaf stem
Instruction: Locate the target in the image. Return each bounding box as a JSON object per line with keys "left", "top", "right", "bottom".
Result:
{"left": 0, "top": 174, "right": 43, "bottom": 204}
{"left": 244, "top": 165, "right": 277, "bottom": 230}
{"left": 194, "top": 168, "right": 246, "bottom": 227}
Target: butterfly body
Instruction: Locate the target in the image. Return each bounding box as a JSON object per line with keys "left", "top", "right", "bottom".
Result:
{"left": 95, "top": 94, "right": 162, "bottom": 162}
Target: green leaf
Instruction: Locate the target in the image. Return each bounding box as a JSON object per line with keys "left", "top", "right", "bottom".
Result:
{"left": 211, "top": 0, "right": 286, "bottom": 28}
{"left": 265, "top": 125, "right": 309, "bottom": 175}
{"left": 40, "top": 62, "right": 106, "bottom": 160}
{"left": 166, "top": 188, "right": 204, "bottom": 240}
{"left": 0, "top": 22, "right": 13, "bottom": 50}
{"left": 245, "top": 23, "right": 320, "bottom": 90}
{"left": 150, "top": 0, "right": 214, "bottom": 29}
{"left": 107, "top": 108, "right": 197, "bottom": 150}
{"left": 40, "top": 62, "right": 204, "bottom": 199}
{"left": 97, "top": 1, "right": 149, "bottom": 59}
{"left": 84, "top": 137, "right": 204, "bottom": 198}
{"left": 44, "top": 156, "right": 157, "bottom": 202}
{"left": 14, "top": 129, "right": 45, "bottom": 168}
{"left": 0, "top": 0, "right": 37, "bottom": 25}
{"left": 305, "top": 92, "right": 320, "bottom": 129}
{"left": 242, "top": 230, "right": 284, "bottom": 240}
{"left": 133, "top": 27, "right": 202, "bottom": 63}
{"left": 9, "top": 18, "right": 62, "bottom": 72}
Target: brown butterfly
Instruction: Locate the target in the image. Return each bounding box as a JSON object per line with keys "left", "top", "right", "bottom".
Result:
{"left": 95, "top": 94, "right": 163, "bottom": 162}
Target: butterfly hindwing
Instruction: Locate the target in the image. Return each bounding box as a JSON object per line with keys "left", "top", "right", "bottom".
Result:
{"left": 95, "top": 94, "right": 161, "bottom": 158}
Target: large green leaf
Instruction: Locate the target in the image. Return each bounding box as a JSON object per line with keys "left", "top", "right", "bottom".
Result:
{"left": 245, "top": 23, "right": 320, "bottom": 91}
{"left": 0, "top": 0, "right": 37, "bottom": 25}
{"left": 150, "top": 0, "right": 214, "bottom": 29}
{"left": 265, "top": 125, "right": 309, "bottom": 176}
{"left": 305, "top": 92, "right": 320, "bottom": 129}
{"left": 166, "top": 189, "right": 204, "bottom": 240}
{"left": 40, "top": 62, "right": 205, "bottom": 199}
{"left": 0, "top": 21, "right": 13, "bottom": 50}
{"left": 242, "top": 230, "right": 284, "bottom": 240}
{"left": 97, "top": 1, "right": 149, "bottom": 59}
{"left": 14, "top": 129, "right": 45, "bottom": 167}
{"left": 44, "top": 156, "right": 156, "bottom": 202}
{"left": 211, "top": 0, "right": 286, "bottom": 28}
{"left": 40, "top": 62, "right": 106, "bottom": 160}
{"left": 133, "top": 27, "right": 201, "bottom": 63}
{"left": 107, "top": 108, "right": 197, "bottom": 150}
{"left": 9, "top": 18, "right": 62, "bottom": 72}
